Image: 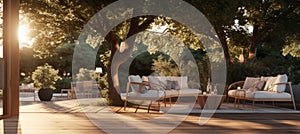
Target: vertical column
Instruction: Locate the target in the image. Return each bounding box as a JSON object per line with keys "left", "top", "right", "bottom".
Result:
{"left": 3, "top": 0, "right": 20, "bottom": 117}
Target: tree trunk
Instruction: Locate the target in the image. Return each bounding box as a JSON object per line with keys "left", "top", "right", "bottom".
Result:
{"left": 105, "top": 16, "right": 154, "bottom": 105}
{"left": 248, "top": 25, "right": 259, "bottom": 60}
{"left": 215, "top": 28, "right": 232, "bottom": 64}
{"left": 106, "top": 35, "right": 124, "bottom": 105}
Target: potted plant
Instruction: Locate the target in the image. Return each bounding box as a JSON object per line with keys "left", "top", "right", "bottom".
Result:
{"left": 32, "top": 63, "right": 60, "bottom": 101}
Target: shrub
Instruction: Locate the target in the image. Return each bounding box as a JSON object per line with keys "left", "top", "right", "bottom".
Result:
{"left": 76, "top": 68, "right": 97, "bottom": 81}
{"left": 55, "top": 77, "right": 72, "bottom": 93}
{"left": 32, "top": 63, "right": 60, "bottom": 89}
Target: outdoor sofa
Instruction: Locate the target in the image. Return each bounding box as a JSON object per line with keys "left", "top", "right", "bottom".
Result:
{"left": 227, "top": 74, "right": 296, "bottom": 110}
{"left": 121, "top": 75, "right": 202, "bottom": 112}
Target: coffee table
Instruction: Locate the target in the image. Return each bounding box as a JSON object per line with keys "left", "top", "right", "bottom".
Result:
{"left": 197, "top": 94, "right": 226, "bottom": 109}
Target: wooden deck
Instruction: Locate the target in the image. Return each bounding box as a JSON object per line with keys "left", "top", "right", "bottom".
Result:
{"left": 1, "top": 99, "right": 300, "bottom": 133}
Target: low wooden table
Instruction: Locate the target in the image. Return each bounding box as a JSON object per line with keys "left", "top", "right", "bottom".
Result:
{"left": 197, "top": 94, "right": 226, "bottom": 109}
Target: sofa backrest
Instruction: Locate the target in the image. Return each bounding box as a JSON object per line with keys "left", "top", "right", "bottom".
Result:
{"left": 242, "top": 77, "right": 261, "bottom": 89}
{"left": 146, "top": 76, "right": 188, "bottom": 90}
{"left": 242, "top": 74, "right": 288, "bottom": 93}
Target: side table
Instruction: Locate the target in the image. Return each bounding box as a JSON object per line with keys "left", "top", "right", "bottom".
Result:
{"left": 197, "top": 94, "right": 226, "bottom": 109}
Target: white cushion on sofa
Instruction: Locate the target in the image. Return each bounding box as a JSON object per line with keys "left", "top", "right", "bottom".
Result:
{"left": 148, "top": 76, "right": 170, "bottom": 89}
{"left": 164, "top": 89, "right": 179, "bottom": 96}
{"left": 228, "top": 90, "right": 291, "bottom": 99}
{"left": 170, "top": 76, "right": 188, "bottom": 89}
{"left": 243, "top": 77, "right": 260, "bottom": 89}
{"left": 248, "top": 91, "right": 291, "bottom": 99}
{"left": 262, "top": 76, "right": 277, "bottom": 91}
{"left": 273, "top": 74, "right": 288, "bottom": 93}
{"left": 121, "top": 90, "right": 165, "bottom": 100}
{"left": 228, "top": 90, "right": 251, "bottom": 97}
{"left": 179, "top": 88, "right": 202, "bottom": 96}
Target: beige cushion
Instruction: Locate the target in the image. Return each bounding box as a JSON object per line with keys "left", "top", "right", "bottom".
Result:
{"left": 243, "top": 77, "right": 260, "bottom": 89}
{"left": 251, "top": 80, "right": 266, "bottom": 91}
{"left": 228, "top": 90, "right": 291, "bottom": 99}
{"left": 178, "top": 88, "right": 202, "bottom": 96}
{"left": 273, "top": 74, "right": 288, "bottom": 93}
{"left": 249, "top": 91, "right": 291, "bottom": 99}
{"left": 121, "top": 90, "right": 165, "bottom": 100}
{"left": 228, "top": 89, "right": 250, "bottom": 97}
{"left": 148, "top": 76, "right": 170, "bottom": 90}
{"left": 166, "top": 80, "right": 179, "bottom": 90}
{"left": 248, "top": 87, "right": 258, "bottom": 92}
{"left": 142, "top": 76, "right": 149, "bottom": 82}
{"left": 262, "top": 76, "right": 277, "bottom": 91}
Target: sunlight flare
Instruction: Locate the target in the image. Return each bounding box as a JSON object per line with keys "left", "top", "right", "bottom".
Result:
{"left": 18, "top": 23, "right": 33, "bottom": 47}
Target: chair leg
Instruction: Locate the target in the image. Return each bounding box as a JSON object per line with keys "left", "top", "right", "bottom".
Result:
{"left": 148, "top": 101, "right": 152, "bottom": 113}
{"left": 234, "top": 97, "right": 237, "bottom": 108}
{"left": 292, "top": 100, "right": 297, "bottom": 110}
{"left": 124, "top": 100, "right": 127, "bottom": 111}
{"left": 135, "top": 105, "right": 140, "bottom": 113}
{"left": 158, "top": 101, "right": 161, "bottom": 112}
{"left": 252, "top": 100, "right": 255, "bottom": 110}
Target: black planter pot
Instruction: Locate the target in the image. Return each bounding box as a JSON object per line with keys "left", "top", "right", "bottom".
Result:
{"left": 38, "top": 88, "right": 53, "bottom": 101}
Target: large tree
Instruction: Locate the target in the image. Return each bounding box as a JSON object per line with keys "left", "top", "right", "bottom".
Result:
{"left": 244, "top": 0, "right": 300, "bottom": 60}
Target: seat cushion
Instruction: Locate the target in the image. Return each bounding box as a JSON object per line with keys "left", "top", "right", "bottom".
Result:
{"left": 249, "top": 91, "right": 291, "bottom": 99}
{"left": 228, "top": 90, "right": 291, "bottom": 99}
{"left": 121, "top": 90, "right": 165, "bottom": 100}
{"left": 164, "top": 89, "right": 179, "bottom": 97}
{"left": 228, "top": 89, "right": 251, "bottom": 97}
{"left": 178, "top": 88, "right": 202, "bottom": 96}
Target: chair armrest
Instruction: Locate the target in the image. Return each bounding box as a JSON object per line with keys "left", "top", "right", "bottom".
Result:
{"left": 274, "top": 82, "right": 291, "bottom": 85}
{"left": 129, "top": 82, "right": 148, "bottom": 93}
{"left": 228, "top": 81, "right": 245, "bottom": 90}
{"left": 234, "top": 89, "right": 247, "bottom": 97}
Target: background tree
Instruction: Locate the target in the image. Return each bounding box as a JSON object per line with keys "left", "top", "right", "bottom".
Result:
{"left": 32, "top": 63, "right": 60, "bottom": 89}
{"left": 19, "top": 0, "right": 300, "bottom": 105}
{"left": 20, "top": 47, "right": 39, "bottom": 77}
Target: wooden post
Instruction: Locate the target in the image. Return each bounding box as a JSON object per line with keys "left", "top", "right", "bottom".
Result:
{"left": 3, "top": 0, "right": 20, "bottom": 117}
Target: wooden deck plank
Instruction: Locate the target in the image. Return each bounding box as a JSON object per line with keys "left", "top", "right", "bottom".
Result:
{"left": 1, "top": 99, "right": 300, "bottom": 133}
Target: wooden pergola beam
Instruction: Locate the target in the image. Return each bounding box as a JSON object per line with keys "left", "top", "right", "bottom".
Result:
{"left": 3, "top": 0, "right": 20, "bottom": 117}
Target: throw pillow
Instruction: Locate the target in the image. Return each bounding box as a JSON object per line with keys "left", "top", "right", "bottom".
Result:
{"left": 251, "top": 80, "right": 266, "bottom": 91}
{"left": 142, "top": 76, "right": 150, "bottom": 90}
{"left": 171, "top": 76, "right": 188, "bottom": 89}
{"left": 243, "top": 77, "right": 260, "bottom": 89}
{"left": 248, "top": 87, "right": 258, "bottom": 92}
{"left": 264, "top": 77, "right": 277, "bottom": 92}
{"left": 148, "top": 76, "right": 170, "bottom": 90}
{"left": 166, "top": 80, "right": 180, "bottom": 90}
{"left": 273, "top": 74, "right": 288, "bottom": 93}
